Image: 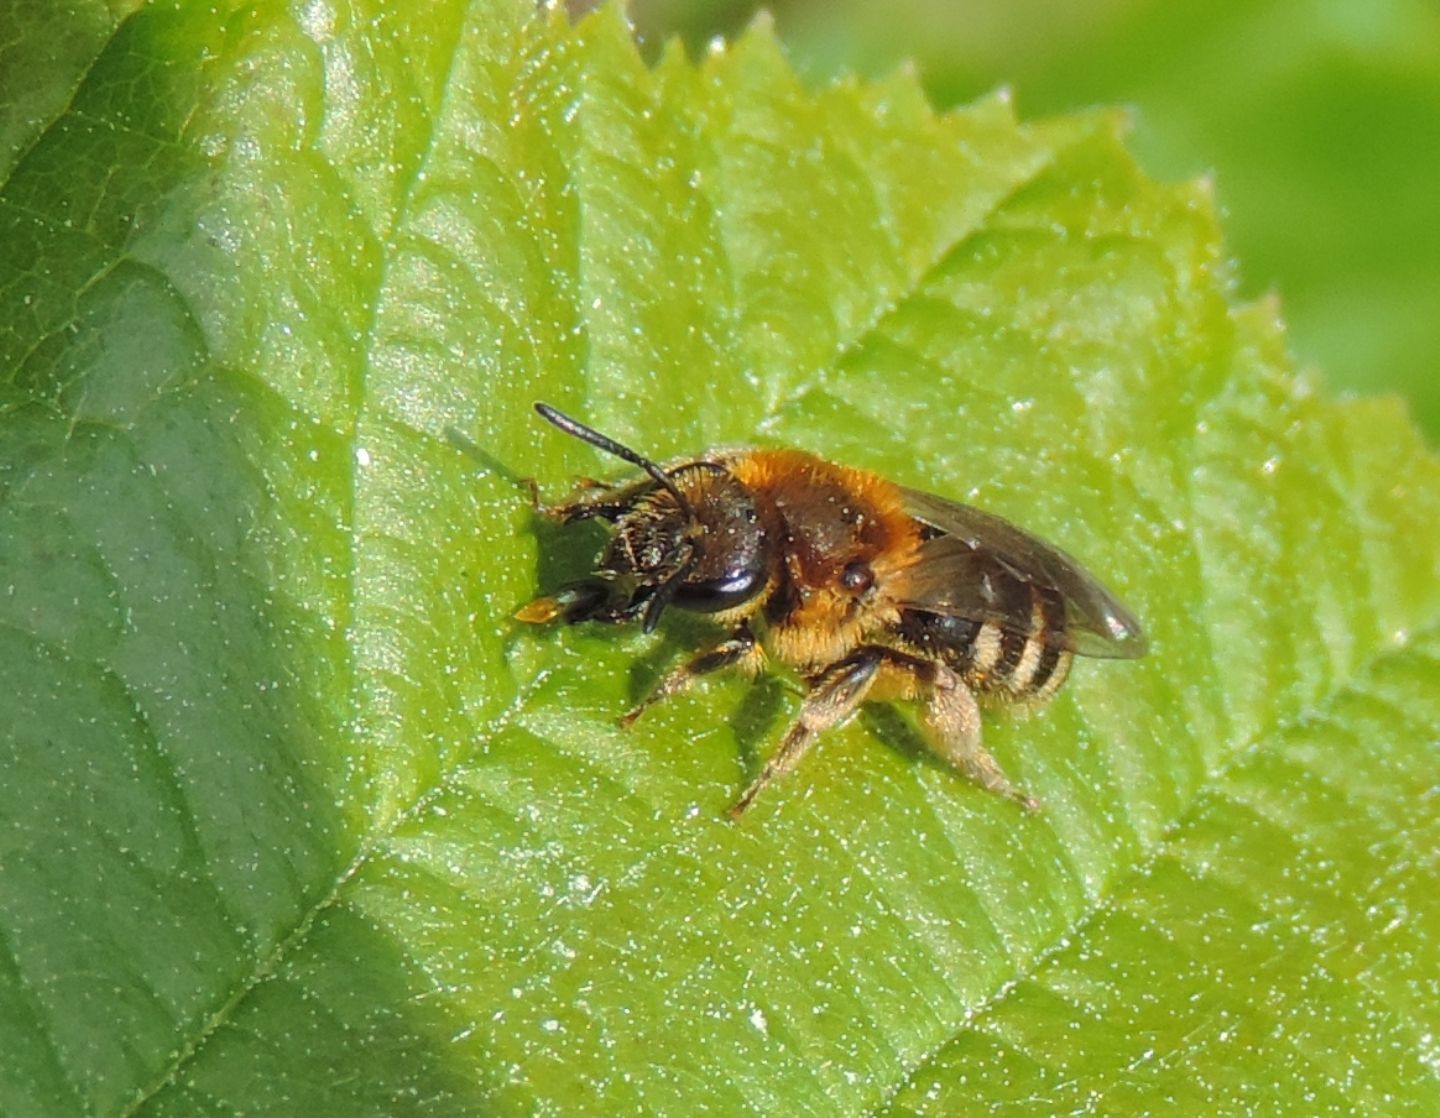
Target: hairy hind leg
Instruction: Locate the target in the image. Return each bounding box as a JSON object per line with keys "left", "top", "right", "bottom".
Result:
{"left": 912, "top": 661, "right": 1036, "bottom": 811}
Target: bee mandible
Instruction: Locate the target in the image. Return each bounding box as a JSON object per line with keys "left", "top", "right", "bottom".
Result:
{"left": 516, "top": 403, "right": 1147, "bottom": 818}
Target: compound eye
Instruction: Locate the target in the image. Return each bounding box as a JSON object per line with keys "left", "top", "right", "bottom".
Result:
{"left": 672, "top": 565, "right": 765, "bottom": 613}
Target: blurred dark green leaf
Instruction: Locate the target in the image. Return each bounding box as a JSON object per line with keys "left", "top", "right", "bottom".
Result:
{"left": 2, "top": 2, "right": 1439, "bottom": 1115}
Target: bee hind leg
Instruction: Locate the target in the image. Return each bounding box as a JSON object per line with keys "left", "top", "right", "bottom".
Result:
{"left": 728, "top": 647, "right": 884, "bottom": 819}
{"left": 619, "top": 625, "right": 761, "bottom": 728}
{"left": 911, "top": 661, "right": 1037, "bottom": 811}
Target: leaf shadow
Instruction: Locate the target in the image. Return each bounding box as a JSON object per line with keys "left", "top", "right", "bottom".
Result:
{"left": 728, "top": 673, "right": 790, "bottom": 780}
{"left": 623, "top": 623, "right": 700, "bottom": 703}
{"left": 620, "top": 616, "right": 792, "bottom": 783}
{"left": 448, "top": 426, "right": 608, "bottom": 595}
{"left": 858, "top": 702, "right": 934, "bottom": 771}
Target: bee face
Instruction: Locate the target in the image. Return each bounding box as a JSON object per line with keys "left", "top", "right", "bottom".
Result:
{"left": 521, "top": 442, "right": 776, "bottom": 632}
{"left": 606, "top": 495, "right": 686, "bottom": 578}
{"left": 603, "top": 468, "right": 773, "bottom": 619}
{"left": 515, "top": 402, "right": 1146, "bottom": 819}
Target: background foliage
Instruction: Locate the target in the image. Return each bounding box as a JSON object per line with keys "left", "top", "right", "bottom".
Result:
{"left": 2, "top": 2, "right": 1439, "bottom": 1115}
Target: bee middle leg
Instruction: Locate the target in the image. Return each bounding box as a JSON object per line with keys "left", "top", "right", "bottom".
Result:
{"left": 728, "top": 647, "right": 886, "bottom": 819}
{"left": 619, "top": 625, "right": 762, "bottom": 728}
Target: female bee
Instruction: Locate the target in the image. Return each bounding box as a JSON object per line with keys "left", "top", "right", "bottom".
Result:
{"left": 516, "top": 403, "right": 1147, "bottom": 818}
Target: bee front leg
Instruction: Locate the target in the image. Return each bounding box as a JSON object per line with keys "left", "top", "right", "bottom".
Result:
{"left": 912, "top": 661, "right": 1037, "bottom": 811}
{"left": 728, "top": 647, "right": 884, "bottom": 819}
{"left": 537, "top": 496, "right": 631, "bottom": 524}
{"left": 531, "top": 476, "right": 646, "bottom": 525}
{"left": 619, "top": 625, "right": 761, "bottom": 728}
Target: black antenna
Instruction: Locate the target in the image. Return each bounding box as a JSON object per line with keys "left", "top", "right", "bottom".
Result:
{"left": 533, "top": 402, "right": 693, "bottom": 516}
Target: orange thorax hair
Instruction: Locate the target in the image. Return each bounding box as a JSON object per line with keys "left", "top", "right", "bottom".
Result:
{"left": 724, "top": 449, "right": 921, "bottom": 669}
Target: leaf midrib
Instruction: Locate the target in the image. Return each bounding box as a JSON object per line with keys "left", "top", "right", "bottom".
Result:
{"left": 115, "top": 93, "right": 1078, "bottom": 1118}
{"left": 77, "top": 11, "right": 1404, "bottom": 1115}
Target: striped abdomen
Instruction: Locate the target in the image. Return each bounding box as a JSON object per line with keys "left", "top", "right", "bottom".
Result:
{"left": 896, "top": 580, "right": 1073, "bottom": 699}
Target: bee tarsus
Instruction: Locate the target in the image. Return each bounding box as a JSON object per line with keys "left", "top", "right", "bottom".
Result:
{"left": 619, "top": 625, "right": 762, "bottom": 729}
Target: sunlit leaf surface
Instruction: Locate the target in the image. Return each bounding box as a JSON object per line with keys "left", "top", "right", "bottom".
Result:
{"left": 2, "top": 3, "right": 1437, "bottom": 1115}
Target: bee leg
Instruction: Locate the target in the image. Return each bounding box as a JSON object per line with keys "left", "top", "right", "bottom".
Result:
{"left": 728, "top": 648, "right": 883, "bottom": 819}
{"left": 538, "top": 477, "right": 647, "bottom": 524}
{"left": 619, "top": 626, "right": 760, "bottom": 728}
{"left": 914, "top": 662, "right": 1037, "bottom": 811}
{"left": 539, "top": 497, "right": 630, "bottom": 524}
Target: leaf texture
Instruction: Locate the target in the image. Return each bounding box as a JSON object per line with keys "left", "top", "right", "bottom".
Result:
{"left": 1, "top": 3, "right": 1437, "bottom": 1115}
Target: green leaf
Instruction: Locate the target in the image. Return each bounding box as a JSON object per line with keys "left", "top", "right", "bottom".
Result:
{"left": 665, "top": 0, "right": 1440, "bottom": 441}
{"left": 2, "top": 2, "right": 1438, "bottom": 1115}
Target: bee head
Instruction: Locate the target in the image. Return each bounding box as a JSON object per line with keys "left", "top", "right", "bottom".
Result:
{"left": 532, "top": 404, "right": 771, "bottom": 632}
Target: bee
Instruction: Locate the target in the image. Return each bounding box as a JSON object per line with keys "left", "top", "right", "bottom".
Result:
{"left": 516, "top": 402, "right": 1147, "bottom": 818}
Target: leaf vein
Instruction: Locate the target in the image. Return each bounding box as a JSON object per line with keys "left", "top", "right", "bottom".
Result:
{"left": 865, "top": 617, "right": 1440, "bottom": 1116}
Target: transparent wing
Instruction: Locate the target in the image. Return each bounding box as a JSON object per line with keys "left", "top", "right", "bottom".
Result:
{"left": 897, "top": 487, "right": 1148, "bottom": 659}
